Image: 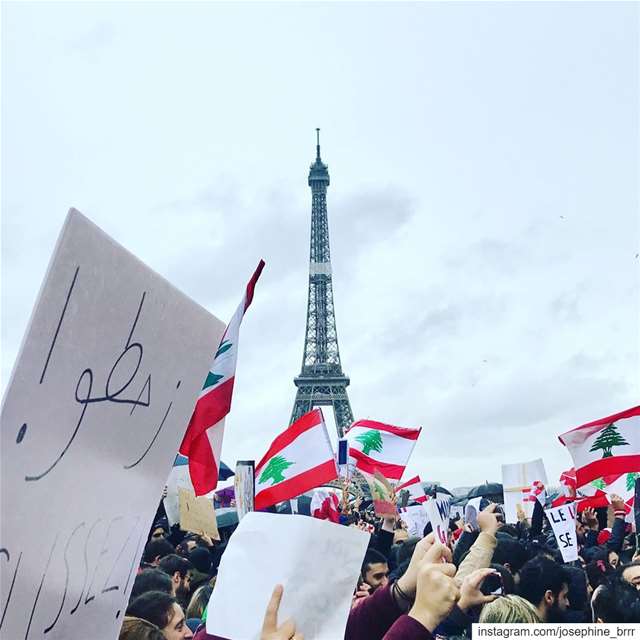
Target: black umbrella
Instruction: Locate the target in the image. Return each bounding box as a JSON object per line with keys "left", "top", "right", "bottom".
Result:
{"left": 466, "top": 482, "right": 504, "bottom": 501}
{"left": 422, "top": 483, "right": 453, "bottom": 497}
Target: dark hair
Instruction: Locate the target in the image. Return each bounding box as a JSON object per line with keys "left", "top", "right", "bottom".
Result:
{"left": 126, "top": 591, "right": 177, "bottom": 629}
{"left": 563, "top": 565, "right": 589, "bottom": 613}
{"left": 361, "top": 549, "right": 388, "bottom": 574}
{"left": 158, "top": 554, "right": 193, "bottom": 579}
{"left": 498, "top": 525, "right": 518, "bottom": 538}
{"left": 189, "top": 547, "right": 212, "bottom": 574}
{"left": 585, "top": 560, "right": 612, "bottom": 590}
{"left": 492, "top": 538, "right": 529, "bottom": 575}
{"left": 582, "top": 545, "right": 608, "bottom": 564}
{"left": 592, "top": 577, "right": 640, "bottom": 623}
{"left": 142, "top": 539, "right": 175, "bottom": 564}
{"left": 130, "top": 569, "right": 173, "bottom": 600}
{"left": 517, "top": 556, "right": 569, "bottom": 608}
{"left": 119, "top": 616, "right": 165, "bottom": 640}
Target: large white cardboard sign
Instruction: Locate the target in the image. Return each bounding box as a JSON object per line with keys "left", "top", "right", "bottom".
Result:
{"left": 0, "top": 210, "right": 224, "bottom": 639}
{"left": 425, "top": 492, "right": 451, "bottom": 544}
{"left": 502, "top": 458, "right": 548, "bottom": 523}
{"left": 207, "top": 512, "right": 370, "bottom": 640}
{"left": 545, "top": 504, "right": 579, "bottom": 562}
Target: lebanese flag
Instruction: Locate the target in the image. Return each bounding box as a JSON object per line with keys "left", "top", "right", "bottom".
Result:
{"left": 396, "top": 475, "right": 428, "bottom": 504}
{"left": 311, "top": 490, "right": 340, "bottom": 523}
{"left": 558, "top": 405, "right": 640, "bottom": 489}
{"left": 254, "top": 409, "right": 338, "bottom": 511}
{"left": 179, "top": 260, "right": 265, "bottom": 495}
{"left": 346, "top": 419, "right": 421, "bottom": 481}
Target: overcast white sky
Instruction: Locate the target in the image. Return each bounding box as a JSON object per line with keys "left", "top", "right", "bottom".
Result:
{"left": 2, "top": 1, "right": 638, "bottom": 490}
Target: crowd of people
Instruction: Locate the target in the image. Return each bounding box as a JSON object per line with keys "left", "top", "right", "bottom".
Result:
{"left": 120, "top": 487, "right": 640, "bottom": 640}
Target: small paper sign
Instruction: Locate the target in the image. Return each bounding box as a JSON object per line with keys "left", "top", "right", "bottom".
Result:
{"left": 544, "top": 503, "right": 578, "bottom": 562}
{"left": 399, "top": 505, "right": 429, "bottom": 538}
{"left": 179, "top": 488, "right": 220, "bottom": 540}
{"left": 234, "top": 460, "right": 255, "bottom": 521}
{"left": 425, "top": 492, "right": 451, "bottom": 544}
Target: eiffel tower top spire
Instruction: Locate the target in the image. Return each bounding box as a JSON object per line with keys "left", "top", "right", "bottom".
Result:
{"left": 309, "top": 128, "right": 330, "bottom": 186}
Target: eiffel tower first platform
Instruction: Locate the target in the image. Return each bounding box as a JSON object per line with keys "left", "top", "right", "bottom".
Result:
{"left": 290, "top": 130, "right": 354, "bottom": 439}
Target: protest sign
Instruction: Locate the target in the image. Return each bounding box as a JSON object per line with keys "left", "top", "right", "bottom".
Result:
{"left": 399, "top": 505, "right": 429, "bottom": 538}
{"left": 234, "top": 459, "right": 255, "bottom": 521}
{"left": 164, "top": 455, "right": 199, "bottom": 526}
{"left": 544, "top": 503, "right": 578, "bottom": 562}
{"left": 425, "top": 492, "right": 451, "bottom": 544}
{"left": 179, "top": 489, "right": 220, "bottom": 540}
{"left": 207, "top": 512, "right": 370, "bottom": 640}
{"left": 0, "top": 209, "right": 224, "bottom": 639}
{"left": 502, "top": 458, "right": 548, "bottom": 523}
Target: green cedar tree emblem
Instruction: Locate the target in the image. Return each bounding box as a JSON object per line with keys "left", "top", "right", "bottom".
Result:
{"left": 203, "top": 371, "right": 224, "bottom": 389}
{"left": 356, "top": 430, "right": 383, "bottom": 456}
{"left": 626, "top": 472, "right": 639, "bottom": 492}
{"left": 589, "top": 422, "right": 629, "bottom": 458}
{"left": 591, "top": 478, "right": 606, "bottom": 490}
{"left": 372, "top": 480, "right": 388, "bottom": 501}
{"left": 259, "top": 455, "right": 294, "bottom": 485}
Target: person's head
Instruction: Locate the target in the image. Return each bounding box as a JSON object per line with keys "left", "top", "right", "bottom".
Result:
{"left": 563, "top": 565, "right": 589, "bottom": 614}
{"left": 498, "top": 525, "right": 519, "bottom": 538}
{"left": 158, "top": 555, "right": 193, "bottom": 603}
{"left": 607, "top": 549, "right": 620, "bottom": 569}
{"left": 126, "top": 592, "right": 193, "bottom": 639}
{"left": 188, "top": 547, "right": 212, "bottom": 575}
{"left": 592, "top": 577, "right": 640, "bottom": 623}
{"left": 361, "top": 549, "right": 389, "bottom": 591}
{"left": 143, "top": 539, "right": 176, "bottom": 566}
{"left": 130, "top": 569, "right": 173, "bottom": 601}
{"left": 620, "top": 560, "right": 640, "bottom": 590}
{"left": 517, "top": 556, "right": 570, "bottom": 622}
{"left": 186, "top": 584, "right": 213, "bottom": 620}
{"left": 119, "top": 616, "right": 165, "bottom": 640}
{"left": 487, "top": 563, "right": 516, "bottom": 595}
{"left": 492, "top": 538, "right": 529, "bottom": 575}
{"left": 479, "top": 595, "right": 542, "bottom": 623}
{"left": 585, "top": 559, "right": 612, "bottom": 591}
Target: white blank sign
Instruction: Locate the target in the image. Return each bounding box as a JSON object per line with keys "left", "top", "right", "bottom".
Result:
{"left": 0, "top": 209, "right": 224, "bottom": 639}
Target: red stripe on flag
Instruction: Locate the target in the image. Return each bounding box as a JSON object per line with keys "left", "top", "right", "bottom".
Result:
{"left": 255, "top": 409, "right": 324, "bottom": 474}
{"left": 559, "top": 406, "right": 640, "bottom": 443}
{"left": 575, "top": 454, "right": 640, "bottom": 488}
{"left": 180, "top": 377, "right": 234, "bottom": 452}
{"left": 244, "top": 260, "right": 265, "bottom": 312}
{"left": 347, "top": 419, "right": 421, "bottom": 440}
{"left": 350, "top": 448, "right": 406, "bottom": 480}
{"left": 185, "top": 432, "right": 220, "bottom": 496}
{"left": 254, "top": 459, "right": 338, "bottom": 510}
{"left": 397, "top": 475, "right": 421, "bottom": 490}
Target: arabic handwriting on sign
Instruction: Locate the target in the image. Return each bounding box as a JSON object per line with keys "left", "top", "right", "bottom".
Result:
{"left": 25, "top": 270, "right": 153, "bottom": 482}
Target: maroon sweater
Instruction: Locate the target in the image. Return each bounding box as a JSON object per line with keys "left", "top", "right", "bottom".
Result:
{"left": 193, "top": 583, "right": 433, "bottom": 640}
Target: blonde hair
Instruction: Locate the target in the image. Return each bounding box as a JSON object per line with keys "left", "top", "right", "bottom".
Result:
{"left": 479, "top": 595, "right": 542, "bottom": 624}
{"left": 118, "top": 616, "right": 165, "bottom": 640}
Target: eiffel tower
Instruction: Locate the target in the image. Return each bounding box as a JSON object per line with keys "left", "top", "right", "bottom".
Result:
{"left": 290, "top": 130, "right": 354, "bottom": 438}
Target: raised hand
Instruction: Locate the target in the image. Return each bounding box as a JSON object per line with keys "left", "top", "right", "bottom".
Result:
{"left": 582, "top": 507, "right": 598, "bottom": 529}
{"left": 261, "top": 584, "right": 304, "bottom": 640}
{"left": 477, "top": 503, "right": 499, "bottom": 535}
{"left": 408, "top": 550, "right": 460, "bottom": 631}
{"left": 457, "top": 568, "right": 500, "bottom": 612}
{"left": 395, "top": 535, "right": 442, "bottom": 599}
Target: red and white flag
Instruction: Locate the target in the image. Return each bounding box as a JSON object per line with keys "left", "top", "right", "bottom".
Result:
{"left": 559, "top": 468, "right": 577, "bottom": 498}
{"left": 396, "top": 475, "right": 428, "bottom": 504}
{"left": 254, "top": 409, "right": 338, "bottom": 511}
{"left": 558, "top": 405, "right": 640, "bottom": 489}
{"left": 522, "top": 480, "right": 546, "bottom": 506}
{"left": 179, "top": 260, "right": 265, "bottom": 496}
{"left": 310, "top": 490, "right": 340, "bottom": 523}
{"left": 346, "top": 419, "right": 421, "bottom": 481}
